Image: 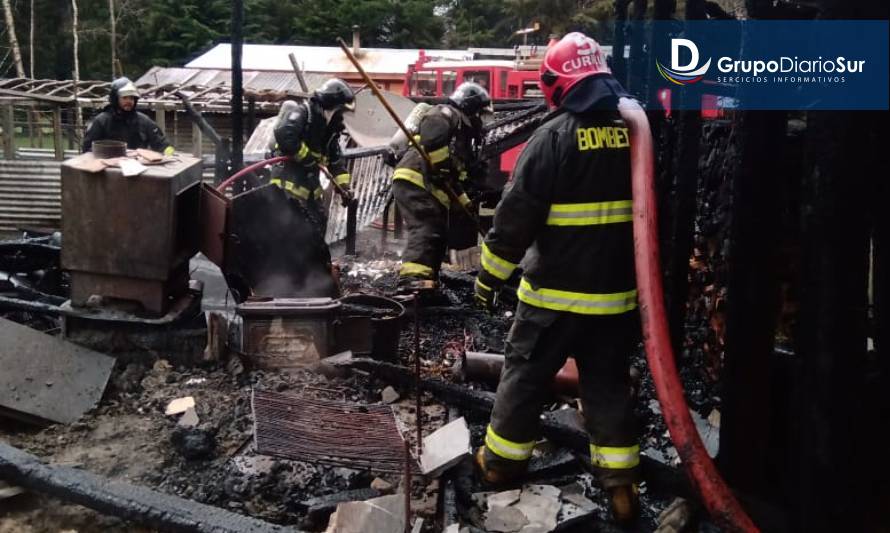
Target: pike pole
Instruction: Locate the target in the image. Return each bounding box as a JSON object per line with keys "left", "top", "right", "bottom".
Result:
{"left": 336, "top": 37, "right": 485, "bottom": 238}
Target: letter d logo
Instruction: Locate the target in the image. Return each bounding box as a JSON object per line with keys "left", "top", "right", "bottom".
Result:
{"left": 657, "top": 38, "right": 711, "bottom": 85}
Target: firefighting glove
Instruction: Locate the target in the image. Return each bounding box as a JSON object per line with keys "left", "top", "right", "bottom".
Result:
{"left": 474, "top": 270, "right": 501, "bottom": 313}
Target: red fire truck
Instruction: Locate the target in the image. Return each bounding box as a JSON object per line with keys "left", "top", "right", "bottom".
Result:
{"left": 403, "top": 51, "right": 543, "bottom": 100}
{"left": 402, "top": 50, "right": 544, "bottom": 175}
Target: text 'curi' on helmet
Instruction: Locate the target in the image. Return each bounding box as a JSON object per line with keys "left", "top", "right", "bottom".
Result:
{"left": 540, "top": 32, "right": 610, "bottom": 108}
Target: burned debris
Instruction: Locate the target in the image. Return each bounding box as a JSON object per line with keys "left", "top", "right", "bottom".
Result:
{"left": 2, "top": 1, "right": 888, "bottom": 531}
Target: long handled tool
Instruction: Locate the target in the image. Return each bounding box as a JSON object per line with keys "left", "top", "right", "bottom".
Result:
{"left": 336, "top": 37, "right": 485, "bottom": 238}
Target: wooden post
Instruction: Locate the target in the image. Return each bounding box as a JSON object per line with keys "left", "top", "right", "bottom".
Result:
{"left": 2, "top": 103, "right": 15, "bottom": 159}
{"left": 36, "top": 109, "right": 43, "bottom": 148}
{"left": 52, "top": 106, "right": 63, "bottom": 160}
{"left": 795, "top": 110, "right": 871, "bottom": 533}
{"left": 155, "top": 104, "right": 166, "bottom": 135}
{"left": 191, "top": 118, "right": 203, "bottom": 158}
{"left": 718, "top": 111, "right": 786, "bottom": 497}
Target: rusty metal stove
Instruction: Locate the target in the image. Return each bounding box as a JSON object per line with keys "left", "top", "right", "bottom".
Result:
{"left": 237, "top": 297, "right": 342, "bottom": 369}
{"left": 60, "top": 152, "right": 202, "bottom": 316}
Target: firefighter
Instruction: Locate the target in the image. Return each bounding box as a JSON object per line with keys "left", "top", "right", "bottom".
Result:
{"left": 271, "top": 78, "right": 355, "bottom": 232}
{"left": 83, "top": 77, "right": 174, "bottom": 154}
{"left": 392, "top": 82, "right": 490, "bottom": 292}
{"left": 473, "top": 33, "right": 642, "bottom": 524}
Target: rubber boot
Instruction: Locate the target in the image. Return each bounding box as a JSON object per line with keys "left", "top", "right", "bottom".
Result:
{"left": 474, "top": 447, "right": 526, "bottom": 487}
{"left": 608, "top": 483, "right": 640, "bottom": 526}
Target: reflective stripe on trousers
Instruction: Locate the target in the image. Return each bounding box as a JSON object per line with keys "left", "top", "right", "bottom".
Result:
{"left": 517, "top": 278, "right": 637, "bottom": 315}
{"left": 590, "top": 443, "right": 640, "bottom": 469}
{"left": 485, "top": 424, "right": 535, "bottom": 462}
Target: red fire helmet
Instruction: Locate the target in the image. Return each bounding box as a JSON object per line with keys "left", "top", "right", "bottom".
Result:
{"left": 539, "top": 32, "right": 610, "bottom": 108}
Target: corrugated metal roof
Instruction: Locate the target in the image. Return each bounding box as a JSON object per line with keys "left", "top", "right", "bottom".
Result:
{"left": 135, "top": 67, "right": 330, "bottom": 93}
{"left": 186, "top": 44, "right": 472, "bottom": 75}
{"left": 0, "top": 160, "right": 62, "bottom": 234}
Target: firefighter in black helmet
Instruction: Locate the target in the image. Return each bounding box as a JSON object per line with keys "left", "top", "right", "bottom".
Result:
{"left": 271, "top": 78, "right": 355, "bottom": 233}
{"left": 391, "top": 81, "right": 491, "bottom": 292}
{"left": 83, "top": 77, "right": 174, "bottom": 154}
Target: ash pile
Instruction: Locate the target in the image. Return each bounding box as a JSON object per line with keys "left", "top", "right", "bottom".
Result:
{"left": 1, "top": 232, "right": 713, "bottom": 533}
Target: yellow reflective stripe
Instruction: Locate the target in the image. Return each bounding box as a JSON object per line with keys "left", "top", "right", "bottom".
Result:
{"left": 431, "top": 187, "right": 450, "bottom": 207}
{"left": 400, "top": 262, "right": 433, "bottom": 278}
{"left": 485, "top": 425, "right": 535, "bottom": 462}
{"left": 270, "top": 178, "right": 283, "bottom": 187}
{"left": 429, "top": 145, "right": 450, "bottom": 164}
{"left": 458, "top": 192, "right": 471, "bottom": 207}
{"left": 163, "top": 146, "right": 175, "bottom": 156}
{"left": 313, "top": 187, "right": 324, "bottom": 199}
{"left": 334, "top": 173, "right": 351, "bottom": 186}
{"left": 459, "top": 170, "right": 468, "bottom": 181}
{"left": 481, "top": 243, "right": 517, "bottom": 281}
{"left": 546, "top": 200, "right": 633, "bottom": 226}
{"left": 475, "top": 278, "right": 493, "bottom": 292}
{"left": 295, "top": 142, "right": 310, "bottom": 161}
{"left": 393, "top": 168, "right": 449, "bottom": 207}
{"left": 393, "top": 168, "right": 425, "bottom": 188}
{"left": 518, "top": 278, "right": 638, "bottom": 315}
{"left": 590, "top": 444, "right": 640, "bottom": 469}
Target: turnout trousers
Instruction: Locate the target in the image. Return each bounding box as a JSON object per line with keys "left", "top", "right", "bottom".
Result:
{"left": 484, "top": 301, "right": 641, "bottom": 487}
{"left": 392, "top": 180, "right": 448, "bottom": 281}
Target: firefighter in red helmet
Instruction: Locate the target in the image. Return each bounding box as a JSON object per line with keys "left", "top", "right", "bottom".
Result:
{"left": 474, "top": 32, "right": 642, "bottom": 525}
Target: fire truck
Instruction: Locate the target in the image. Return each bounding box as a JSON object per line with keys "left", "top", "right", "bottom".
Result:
{"left": 402, "top": 50, "right": 543, "bottom": 100}
{"left": 402, "top": 50, "right": 545, "bottom": 177}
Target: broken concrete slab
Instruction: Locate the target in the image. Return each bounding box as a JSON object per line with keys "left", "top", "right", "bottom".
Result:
{"left": 381, "top": 386, "right": 400, "bottom": 404}
{"left": 487, "top": 489, "right": 521, "bottom": 509}
{"left": 177, "top": 407, "right": 200, "bottom": 428}
{"left": 325, "top": 494, "right": 404, "bottom": 533}
{"left": 370, "top": 477, "right": 393, "bottom": 494}
{"left": 0, "top": 317, "right": 115, "bottom": 425}
{"left": 484, "top": 505, "right": 530, "bottom": 532}
{"left": 420, "top": 416, "right": 470, "bottom": 477}
{"left": 514, "top": 485, "right": 561, "bottom": 532}
{"left": 165, "top": 396, "right": 196, "bottom": 416}
{"left": 298, "top": 488, "right": 382, "bottom": 528}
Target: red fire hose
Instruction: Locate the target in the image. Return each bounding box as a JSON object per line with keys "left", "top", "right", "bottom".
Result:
{"left": 619, "top": 99, "right": 759, "bottom": 532}
{"left": 215, "top": 156, "right": 291, "bottom": 192}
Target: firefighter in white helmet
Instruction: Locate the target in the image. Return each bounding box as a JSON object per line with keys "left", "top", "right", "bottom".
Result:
{"left": 82, "top": 77, "right": 173, "bottom": 155}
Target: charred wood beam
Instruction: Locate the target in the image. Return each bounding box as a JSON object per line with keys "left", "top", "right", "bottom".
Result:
{"left": 0, "top": 442, "right": 301, "bottom": 533}
{"left": 718, "top": 111, "right": 786, "bottom": 497}
{"left": 663, "top": 107, "right": 701, "bottom": 357}
{"left": 0, "top": 294, "right": 63, "bottom": 315}
{"left": 795, "top": 110, "right": 871, "bottom": 533}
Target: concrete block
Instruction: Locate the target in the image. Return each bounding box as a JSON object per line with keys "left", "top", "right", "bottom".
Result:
{"left": 420, "top": 417, "right": 470, "bottom": 477}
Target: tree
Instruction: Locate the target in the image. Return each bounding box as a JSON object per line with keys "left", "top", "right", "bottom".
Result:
{"left": 2, "top": 0, "right": 25, "bottom": 77}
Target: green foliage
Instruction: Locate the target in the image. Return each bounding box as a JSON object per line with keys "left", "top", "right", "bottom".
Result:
{"left": 0, "top": 0, "right": 627, "bottom": 81}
